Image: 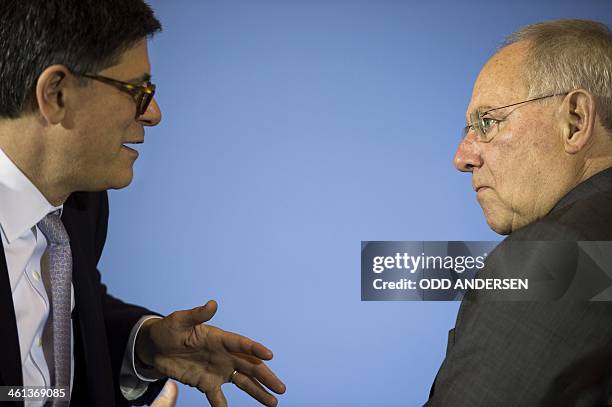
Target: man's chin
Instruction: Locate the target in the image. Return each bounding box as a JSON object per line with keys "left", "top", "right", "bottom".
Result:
{"left": 106, "top": 170, "right": 134, "bottom": 190}
{"left": 480, "top": 204, "right": 512, "bottom": 235}
{"left": 110, "top": 178, "right": 133, "bottom": 190}
{"left": 486, "top": 217, "right": 512, "bottom": 235}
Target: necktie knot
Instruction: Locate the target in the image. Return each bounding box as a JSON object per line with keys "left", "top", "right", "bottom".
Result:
{"left": 37, "top": 211, "right": 69, "bottom": 245}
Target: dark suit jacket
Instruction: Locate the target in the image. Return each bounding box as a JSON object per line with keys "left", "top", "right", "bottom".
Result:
{"left": 426, "top": 166, "right": 612, "bottom": 406}
{"left": 0, "top": 191, "right": 166, "bottom": 406}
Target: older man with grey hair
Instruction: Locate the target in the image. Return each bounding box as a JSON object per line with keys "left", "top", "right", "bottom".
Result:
{"left": 426, "top": 19, "right": 612, "bottom": 406}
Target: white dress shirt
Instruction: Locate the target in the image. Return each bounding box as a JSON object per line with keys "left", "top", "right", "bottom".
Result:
{"left": 0, "top": 147, "right": 161, "bottom": 405}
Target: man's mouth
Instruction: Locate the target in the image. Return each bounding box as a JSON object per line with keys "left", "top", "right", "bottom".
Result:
{"left": 122, "top": 141, "right": 143, "bottom": 155}
{"left": 474, "top": 185, "right": 489, "bottom": 193}
{"left": 122, "top": 140, "right": 143, "bottom": 147}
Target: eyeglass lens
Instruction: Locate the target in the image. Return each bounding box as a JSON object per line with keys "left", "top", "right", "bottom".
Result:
{"left": 137, "top": 87, "right": 155, "bottom": 117}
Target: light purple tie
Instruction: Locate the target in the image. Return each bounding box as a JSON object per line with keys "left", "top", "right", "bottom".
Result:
{"left": 37, "top": 211, "right": 71, "bottom": 403}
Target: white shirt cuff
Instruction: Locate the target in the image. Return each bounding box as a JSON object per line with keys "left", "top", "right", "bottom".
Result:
{"left": 120, "top": 315, "right": 165, "bottom": 400}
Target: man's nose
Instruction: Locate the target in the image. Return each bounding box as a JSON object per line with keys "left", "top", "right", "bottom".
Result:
{"left": 453, "top": 132, "right": 483, "bottom": 172}
{"left": 139, "top": 97, "right": 162, "bottom": 126}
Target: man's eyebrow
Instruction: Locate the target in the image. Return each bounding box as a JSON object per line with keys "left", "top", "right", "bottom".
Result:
{"left": 465, "top": 105, "right": 496, "bottom": 124}
{"left": 128, "top": 73, "right": 151, "bottom": 83}
{"left": 475, "top": 105, "right": 494, "bottom": 113}
{"left": 466, "top": 105, "right": 494, "bottom": 119}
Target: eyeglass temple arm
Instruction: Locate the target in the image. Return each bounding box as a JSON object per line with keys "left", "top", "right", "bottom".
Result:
{"left": 482, "top": 92, "right": 568, "bottom": 116}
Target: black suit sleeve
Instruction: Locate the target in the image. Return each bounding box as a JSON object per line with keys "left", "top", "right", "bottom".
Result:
{"left": 90, "top": 192, "right": 167, "bottom": 406}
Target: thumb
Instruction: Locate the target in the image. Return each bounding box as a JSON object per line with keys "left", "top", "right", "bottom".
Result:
{"left": 174, "top": 300, "right": 218, "bottom": 328}
{"left": 151, "top": 380, "right": 178, "bottom": 407}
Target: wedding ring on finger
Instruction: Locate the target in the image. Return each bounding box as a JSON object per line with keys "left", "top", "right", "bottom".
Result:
{"left": 230, "top": 369, "right": 239, "bottom": 384}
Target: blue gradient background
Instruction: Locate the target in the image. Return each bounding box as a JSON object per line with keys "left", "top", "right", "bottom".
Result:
{"left": 99, "top": 1, "right": 612, "bottom": 406}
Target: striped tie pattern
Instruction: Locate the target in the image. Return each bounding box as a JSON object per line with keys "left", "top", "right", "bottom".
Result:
{"left": 37, "top": 211, "right": 71, "bottom": 405}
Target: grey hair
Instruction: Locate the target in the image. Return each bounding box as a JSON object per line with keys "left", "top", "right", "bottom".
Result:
{"left": 503, "top": 19, "right": 612, "bottom": 132}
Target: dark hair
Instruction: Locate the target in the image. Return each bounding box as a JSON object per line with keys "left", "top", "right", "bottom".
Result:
{"left": 0, "top": 0, "right": 161, "bottom": 118}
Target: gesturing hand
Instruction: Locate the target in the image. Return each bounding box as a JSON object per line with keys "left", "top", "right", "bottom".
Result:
{"left": 135, "top": 300, "right": 286, "bottom": 407}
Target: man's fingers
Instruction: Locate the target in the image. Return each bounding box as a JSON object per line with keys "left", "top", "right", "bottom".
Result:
{"left": 205, "top": 387, "right": 228, "bottom": 407}
{"left": 151, "top": 380, "right": 178, "bottom": 407}
{"left": 232, "top": 353, "right": 286, "bottom": 394}
{"left": 173, "top": 300, "right": 218, "bottom": 327}
{"left": 221, "top": 332, "right": 273, "bottom": 360}
{"left": 232, "top": 371, "right": 279, "bottom": 407}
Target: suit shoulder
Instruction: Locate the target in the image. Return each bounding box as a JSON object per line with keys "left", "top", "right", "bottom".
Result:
{"left": 514, "top": 190, "right": 612, "bottom": 241}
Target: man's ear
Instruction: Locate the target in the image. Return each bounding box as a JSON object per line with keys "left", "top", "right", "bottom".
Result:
{"left": 35, "top": 65, "right": 71, "bottom": 125}
{"left": 559, "top": 89, "right": 597, "bottom": 154}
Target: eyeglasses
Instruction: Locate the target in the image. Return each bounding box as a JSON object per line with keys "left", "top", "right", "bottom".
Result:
{"left": 74, "top": 72, "right": 156, "bottom": 118}
{"left": 462, "top": 92, "right": 567, "bottom": 143}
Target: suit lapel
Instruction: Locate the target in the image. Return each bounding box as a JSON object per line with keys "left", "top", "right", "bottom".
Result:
{"left": 62, "top": 194, "right": 116, "bottom": 407}
{"left": 0, "top": 239, "right": 24, "bottom": 393}
{"left": 0, "top": 192, "right": 115, "bottom": 407}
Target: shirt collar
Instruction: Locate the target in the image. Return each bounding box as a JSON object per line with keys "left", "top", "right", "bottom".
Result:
{"left": 0, "top": 147, "right": 63, "bottom": 244}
